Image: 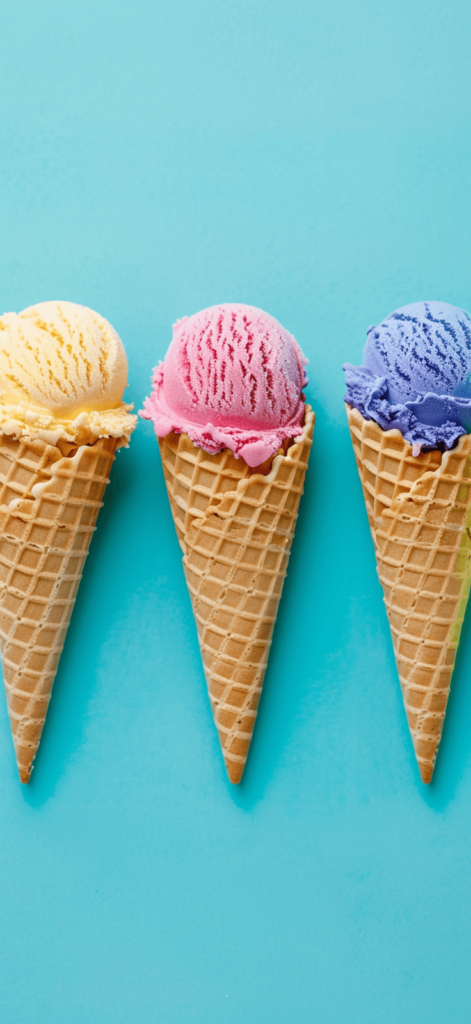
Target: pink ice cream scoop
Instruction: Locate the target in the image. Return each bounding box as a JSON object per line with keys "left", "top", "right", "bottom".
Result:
{"left": 140, "top": 303, "right": 308, "bottom": 467}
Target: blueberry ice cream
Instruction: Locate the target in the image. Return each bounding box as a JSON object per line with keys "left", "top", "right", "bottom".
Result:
{"left": 343, "top": 301, "right": 471, "bottom": 454}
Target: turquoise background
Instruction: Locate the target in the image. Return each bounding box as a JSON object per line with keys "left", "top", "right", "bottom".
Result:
{"left": 1, "top": 1, "right": 471, "bottom": 1020}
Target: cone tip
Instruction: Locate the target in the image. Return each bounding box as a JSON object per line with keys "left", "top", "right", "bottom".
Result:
{"left": 19, "top": 767, "right": 31, "bottom": 784}
{"left": 419, "top": 762, "right": 434, "bottom": 785}
{"left": 225, "top": 759, "right": 245, "bottom": 785}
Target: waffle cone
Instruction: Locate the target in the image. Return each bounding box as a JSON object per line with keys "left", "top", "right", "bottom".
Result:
{"left": 346, "top": 404, "right": 471, "bottom": 783}
{"left": 159, "top": 405, "right": 314, "bottom": 783}
{"left": 0, "top": 433, "right": 122, "bottom": 782}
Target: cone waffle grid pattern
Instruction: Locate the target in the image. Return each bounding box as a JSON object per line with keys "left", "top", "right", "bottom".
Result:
{"left": 347, "top": 404, "right": 471, "bottom": 782}
{"left": 159, "top": 406, "right": 314, "bottom": 782}
{"left": 0, "top": 434, "right": 119, "bottom": 781}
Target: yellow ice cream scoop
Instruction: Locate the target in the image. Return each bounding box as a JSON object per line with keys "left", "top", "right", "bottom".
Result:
{"left": 0, "top": 301, "right": 136, "bottom": 444}
{"left": 0, "top": 300, "right": 129, "bottom": 414}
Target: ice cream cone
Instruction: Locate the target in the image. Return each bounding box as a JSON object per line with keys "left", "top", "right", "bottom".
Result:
{"left": 346, "top": 403, "right": 471, "bottom": 783}
{"left": 0, "top": 432, "right": 122, "bottom": 782}
{"left": 159, "top": 405, "right": 314, "bottom": 782}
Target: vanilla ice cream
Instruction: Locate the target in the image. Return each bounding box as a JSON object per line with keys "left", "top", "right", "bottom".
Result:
{"left": 0, "top": 301, "right": 136, "bottom": 445}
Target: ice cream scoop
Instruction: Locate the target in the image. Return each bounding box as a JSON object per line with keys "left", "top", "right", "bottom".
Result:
{"left": 344, "top": 301, "right": 471, "bottom": 452}
{"left": 140, "top": 303, "right": 308, "bottom": 466}
{"left": 0, "top": 301, "right": 136, "bottom": 445}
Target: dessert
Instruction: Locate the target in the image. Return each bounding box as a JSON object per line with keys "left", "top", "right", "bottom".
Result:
{"left": 142, "top": 303, "right": 314, "bottom": 782}
{"left": 344, "top": 301, "right": 471, "bottom": 782}
{"left": 0, "top": 301, "right": 136, "bottom": 781}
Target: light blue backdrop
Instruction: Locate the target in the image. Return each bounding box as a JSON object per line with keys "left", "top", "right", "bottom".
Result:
{"left": 1, "top": 1, "right": 471, "bottom": 1021}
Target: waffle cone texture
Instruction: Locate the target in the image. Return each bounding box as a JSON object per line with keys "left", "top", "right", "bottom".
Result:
{"left": 347, "top": 404, "right": 471, "bottom": 783}
{"left": 159, "top": 405, "right": 314, "bottom": 783}
{"left": 0, "top": 433, "right": 122, "bottom": 782}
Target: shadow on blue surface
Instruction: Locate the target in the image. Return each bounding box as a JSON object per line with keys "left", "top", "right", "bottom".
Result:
{"left": 421, "top": 590, "right": 471, "bottom": 809}
{"left": 214, "top": 409, "right": 320, "bottom": 811}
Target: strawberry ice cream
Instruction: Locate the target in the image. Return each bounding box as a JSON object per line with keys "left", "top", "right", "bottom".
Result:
{"left": 140, "top": 303, "right": 308, "bottom": 466}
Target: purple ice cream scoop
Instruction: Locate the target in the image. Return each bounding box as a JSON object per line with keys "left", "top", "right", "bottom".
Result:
{"left": 343, "top": 301, "right": 471, "bottom": 453}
